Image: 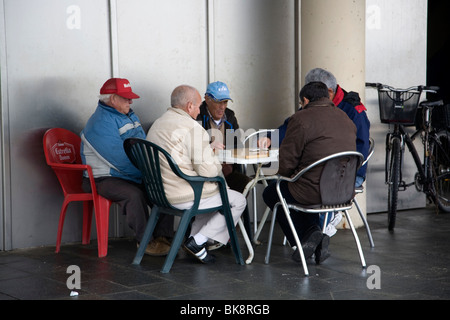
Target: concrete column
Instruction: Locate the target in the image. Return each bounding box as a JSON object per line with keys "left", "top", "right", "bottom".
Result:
{"left": 301, "top": 0, "right": 366, "bottom": 228}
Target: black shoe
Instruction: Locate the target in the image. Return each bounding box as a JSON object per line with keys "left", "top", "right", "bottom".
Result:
{"left": 183, "top": 236, "right": 215, "bottom": 264}
{"left": 315, "top": 234, "right": 331, "bottom": 264}
{"left": 292, "top": 229, "right": 323, "bottom": 262}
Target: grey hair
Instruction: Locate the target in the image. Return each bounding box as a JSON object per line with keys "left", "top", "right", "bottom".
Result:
{"left": 305, "top": 68, "right": 337, "bottom": 93}
{"left": 98, "top": 94, "right": 112, "bottom": 104}
{"left": 171, "top": 85, "right": 199, "bottom": 108}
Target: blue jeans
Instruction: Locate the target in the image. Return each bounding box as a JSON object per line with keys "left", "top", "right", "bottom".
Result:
{"left": 355, "top": 175, "right": 365, "bottom": 188}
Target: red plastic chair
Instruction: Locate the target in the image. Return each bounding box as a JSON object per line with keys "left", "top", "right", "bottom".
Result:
{"left": 43, "top": 128, "right": 112, "bottom": 257}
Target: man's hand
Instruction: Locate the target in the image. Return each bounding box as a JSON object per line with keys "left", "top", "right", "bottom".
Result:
{"left": 257, "top": 137, "right": 271, "bottom": 149}
{"left": 210, "top": 140, "right": 225, "bottom": 151}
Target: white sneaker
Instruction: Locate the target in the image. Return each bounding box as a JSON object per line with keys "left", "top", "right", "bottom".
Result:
{"left": 323, "top": 212, "right": 342, "bottom": 237}
{"left": 330, "top": 212, "right": 343, "bottom": 227}
{"left": 324, "top": 224, "right": 337, "bottom": 237}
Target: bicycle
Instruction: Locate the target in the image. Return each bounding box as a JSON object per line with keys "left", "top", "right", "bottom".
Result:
{"left": 366, "top": 82, "right": 450, "bottom": 230}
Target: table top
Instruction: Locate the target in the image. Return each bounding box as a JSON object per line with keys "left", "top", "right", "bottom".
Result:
{"left": 216, "top": 148, "right": 278, "bottom": 164}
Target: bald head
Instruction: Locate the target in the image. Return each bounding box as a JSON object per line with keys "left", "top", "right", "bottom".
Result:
{"left": 170, "top": 85, "right": 202, "bottom": 119}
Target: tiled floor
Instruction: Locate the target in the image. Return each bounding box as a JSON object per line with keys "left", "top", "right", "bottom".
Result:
{"left": 1, "top": 206, "right": 450, "bottom": 301}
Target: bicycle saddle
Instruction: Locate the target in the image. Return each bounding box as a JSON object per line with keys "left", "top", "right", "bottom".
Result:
{"left": 420, "top": 100, "right": 443, "bottom": 108}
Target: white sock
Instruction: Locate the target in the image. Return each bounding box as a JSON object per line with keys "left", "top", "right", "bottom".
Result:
{"left": 193, "top": 233, "right": 208, "bottom": 246}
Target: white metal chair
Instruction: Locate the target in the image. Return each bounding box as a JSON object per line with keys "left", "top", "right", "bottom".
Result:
{"left": 278, "top": 138, "right": 376, "bottom": 248}
{"left": 265, "top": 151, "right": 366, "bottom": 276}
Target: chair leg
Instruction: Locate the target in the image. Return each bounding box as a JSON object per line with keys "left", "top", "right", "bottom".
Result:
{"left": 343, "top": 209, "right": 366, "bottom": 268}
{"left": 254, "top": 207, "right": 270, "bottom": 245}
{"left": 242, "top": 205, "right": 252, "bottom": 241}
{"left": 252, "top": 187, "right": 258, "bottom": 234}
{"left": 238, "top": 218, "right": 254, "bottom": 264}
{"left": 82, "top": 201, "right": 94, "bottom": 245}
{"left": 94, "top": 197, "right": 112, "bottom": 258}
{"left": 55, "top": 198, "right": 70, "bottom": 253}
{"left": 282, "top": 203, "right": 309, "bottom": 276}
{"left": 321, "top": 212, "right": 329, "bottom": 233}
{"left": 133, "top": 207, "right": 159, "bottom": 265}
{"left": 353, "top": 198, "right": 375, "bottom": 248}
{"left": 161, "top": 212, "right": 192, "bottom": 273}
{"left": 264, "top": 204, "right": 279, "bottom": 264}
{"left": 222, "top": 208, "right": 244, "bottom": 266}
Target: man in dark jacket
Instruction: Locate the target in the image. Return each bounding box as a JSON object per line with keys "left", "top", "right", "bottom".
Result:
{"left": 258, "top": 69, "right": 370, "bottom": 238}
{"left": 263, "top": 82, "right": 357, "bottom": 264}
{"left": 262, "top": 68, "right": 370, "bottom": 187}
{"left": 305, "top": 68, "right": 370, "bottom": 186}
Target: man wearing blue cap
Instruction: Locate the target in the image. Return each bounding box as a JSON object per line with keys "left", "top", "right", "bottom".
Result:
{"left": 197, "top": 81, "right": 250, "bottom": 193}
{"left": 197, "top": 82, "right": 251, "bottom": 242}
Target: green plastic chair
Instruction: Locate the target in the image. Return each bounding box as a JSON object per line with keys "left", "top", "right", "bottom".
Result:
{"left": 124, "top": 138, "right": 244, "bottom": 273}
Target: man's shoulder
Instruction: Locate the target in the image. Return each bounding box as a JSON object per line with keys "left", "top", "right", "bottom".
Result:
{"left": 342, "top": 91, "right": 361, "bottom": 106}
{"left": 340, "top": 90, "right": 368, "bottom": 114}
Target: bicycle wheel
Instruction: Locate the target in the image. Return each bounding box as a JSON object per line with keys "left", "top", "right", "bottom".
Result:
{"left": 387, "top": 136, "right": 401, "bottom": 230}
{"left": 430, "top": 130, "right": 450, "bottom": 212}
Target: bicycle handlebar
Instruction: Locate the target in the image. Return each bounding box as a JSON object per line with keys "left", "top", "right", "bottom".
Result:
{"left": 365, "top": 82, "right": 379, "bottom": 88}
{"left": 365, "top": 82, "right": 439, "bottom": 93}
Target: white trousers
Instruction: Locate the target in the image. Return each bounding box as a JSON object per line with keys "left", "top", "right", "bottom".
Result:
{"left": 172, "top": 189, "right": 246, "bottom": 244}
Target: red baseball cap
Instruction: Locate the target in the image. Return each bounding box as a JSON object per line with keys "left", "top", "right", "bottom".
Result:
{"left": 100, "top": 78, "right": 140, "bottom": 99}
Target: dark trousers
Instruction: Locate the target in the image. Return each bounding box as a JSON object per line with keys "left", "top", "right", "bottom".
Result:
{"left": 82, "top": 177, "right": 174, "bottom": 242}
{"left": 262, "top": 180, "right": 320, "bottom": 246}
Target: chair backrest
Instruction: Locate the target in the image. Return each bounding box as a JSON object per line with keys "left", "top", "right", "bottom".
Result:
{"left": 43, "top": 128, "right": 81, "bottom": 165}
{"left": 43, "top": 128, "right": 84, "bottom": 194}
{"left": 319, "top": 152, "right": 363, "bottom": 206}
{"left": 242, "top": 129, "right": 275, "bottom": 149}
{"left": 124, "top": 138, "right": 180, "bottom": 209}
{"left": 362, "top": 137, "right": 375, "bottom": 167}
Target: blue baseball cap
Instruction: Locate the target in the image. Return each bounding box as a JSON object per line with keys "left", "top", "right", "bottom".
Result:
{"left": 205, "top": 81, "right": 233, "bottom": 102}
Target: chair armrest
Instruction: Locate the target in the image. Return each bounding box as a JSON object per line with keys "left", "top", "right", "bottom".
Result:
{"left": 49, "top": 163, "right": 98, "bottom": 194}
{"left": 182, "top": 174, "right": 227, "bottom": 190}
{"left": 242, "top": 129, "right": 276, "bottom": 146}
{"left": 49, "top": 163, "right": 95, "bottom": 180}
{"left": 281, "top": 151, "right": 364, "bottom": 184}
{"left": 179, "top": 175, "right": 229, "bottom": 212}
{"left": 49, "top": 163, "right": 90, "bottom": 171}
{"left": 255, "top": 174, "right": 280, "bottom": 183}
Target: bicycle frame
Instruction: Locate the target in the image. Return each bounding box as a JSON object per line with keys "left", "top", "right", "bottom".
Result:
{"left": 386, "top": 106, "right": 446, "bottom": 196}
{"left": 367, "top": 82, "right": 450, "bottom": 228}
{"left": 386, "top": 125, "right": 425, "bottom": 191}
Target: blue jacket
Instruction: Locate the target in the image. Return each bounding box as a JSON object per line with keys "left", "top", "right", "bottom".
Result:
{"left": 333, "top": 86, "right": 371, "bottom": 179}
{"left": 80, "top": 101, "right": 146, "bottom": 183}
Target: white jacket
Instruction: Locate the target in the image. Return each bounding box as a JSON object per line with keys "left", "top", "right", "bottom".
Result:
{"left": 147, "top": 107, "right": 222, "bottom": 204}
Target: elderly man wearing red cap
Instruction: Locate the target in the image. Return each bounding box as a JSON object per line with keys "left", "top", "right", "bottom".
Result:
{"left": 80, "top": 78, "right": 173, "bottom": 256}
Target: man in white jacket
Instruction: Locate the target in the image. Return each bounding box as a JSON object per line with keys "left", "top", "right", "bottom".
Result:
{"left": 147, "top": 85, "right": 246, "bottom": 264}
